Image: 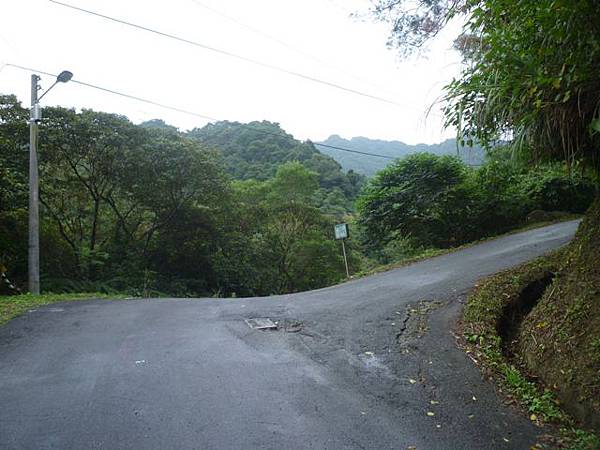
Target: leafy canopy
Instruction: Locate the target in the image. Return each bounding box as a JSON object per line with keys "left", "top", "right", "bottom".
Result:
{"left": 372, "top": 0, "right": 600, "bottom": 172}
{"left": 445, "top": 0, "right": 600, "bottom": 171}
{"left": 356, "top": 153, "right": 468, "bottom": 248}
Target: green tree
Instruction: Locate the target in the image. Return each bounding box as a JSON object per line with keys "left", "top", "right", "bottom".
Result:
{"left": 39, "top": 108, "right": 141, "bottom": 278}
{"left": 0, "top": 95, "right": 29, "bottom": 285}
{"left": 357, "top": 153, "right": 468, "bottom": 248}
{"left": 187, "top": 120, "right": 365, "bottom": 214}
{"left": 444, "top": 0, "right": 600, "bottom": 170}
{"left": 216, "top": 162, "right": 346, "bottom": 295}
{"left": 0, "top": 100, "right": 231, "bottom": 294}
{"left": 267, "top": 161, "right": 319, "bottom": 204}
{"left": 371, "top": 0, "right": 600, "bottom": 171}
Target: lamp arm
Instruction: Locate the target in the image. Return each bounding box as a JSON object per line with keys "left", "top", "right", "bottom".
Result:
{"left": 37, "top": 81, "right": 59, "bottom": 101}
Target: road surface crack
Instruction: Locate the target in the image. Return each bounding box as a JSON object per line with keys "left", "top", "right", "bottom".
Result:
{"left": 395, "top": 300, "right": 445, "bottom": 344}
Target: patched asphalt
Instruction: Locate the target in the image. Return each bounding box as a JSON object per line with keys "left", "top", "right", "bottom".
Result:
{"left": 0, "top": 220, "right": 579, "bottom": 449}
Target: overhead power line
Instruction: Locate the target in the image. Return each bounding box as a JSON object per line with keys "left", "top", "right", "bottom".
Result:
{"left": 4, "top": 63, "right": 395, "bottom": 160}
{"left": 187, "top": 0, "right": 404, "bottom": 98}
{"left": 47, "top": 0, "right": 413, "bottom": 110}
{"left": 309, "top": 141, "right": 393, "bottom": 159}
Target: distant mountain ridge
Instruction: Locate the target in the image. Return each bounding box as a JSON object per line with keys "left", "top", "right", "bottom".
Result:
{"left": 315, "top": 135, "right": 485, "bottom": 177}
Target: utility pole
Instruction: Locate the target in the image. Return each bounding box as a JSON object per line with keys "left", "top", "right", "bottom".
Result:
{"left": 29, "top": 74, "right": 41, "bottom": 294}
{"left": 26, "top": 70, "right": 72, "bottom": 295}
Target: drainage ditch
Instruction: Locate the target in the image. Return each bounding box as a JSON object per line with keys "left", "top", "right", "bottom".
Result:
{"left": 497, "top": 271, "right": 555, "bottom": 356}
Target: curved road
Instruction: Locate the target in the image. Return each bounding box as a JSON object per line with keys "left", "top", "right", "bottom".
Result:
{"left": 0, "top": 220, "right": 579, "bottom": 450}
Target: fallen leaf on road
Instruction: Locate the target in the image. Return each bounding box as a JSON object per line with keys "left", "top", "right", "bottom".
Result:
{"left": 409, "top": 379, "right": 417, "bottom": 384}
{"left": 430, "top": 400, "right": 439, "bottom": 405}
{"left": 468, "top": 414, "right": 474, "bottom": 419}
{"left": 503, "top": 438, "right": 510, "bottom": 443}
{"left": 364, "top": 351, "right": 374, "bottom": 357}
{"left": 472, "top": 396, "right": 477, "bottom": 401}
{"left": 530, "top": 414, "right": 537, "bottom": 422}
{"left": 427, "top": 411, "right": 435, "bottom": 417}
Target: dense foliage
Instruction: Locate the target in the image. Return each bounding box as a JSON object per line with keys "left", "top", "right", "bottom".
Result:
{"left": 2, "top": 91, "right": 591, "bottom": 297}
{"left": 357, "top": 153, "right": 469, "bottom": 248}
{"left": 215, "top": 163, "right": 356, "bottom": 296}
{"left": 373, "top": 0, "right": 600, "bottom": 172}
{"left": 357, "top": 152, "right": 596, "bottom": 253}
{"left": 445, "top": 0, "right": 600, "bottom": 172}
{"left": 187, "top": 121, "right": 365, "bottom": 215}
{"left": 0, "top": 95, "right": 350, "bottom": 296}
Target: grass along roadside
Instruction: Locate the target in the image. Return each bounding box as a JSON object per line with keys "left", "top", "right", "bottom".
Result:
{"left": 459, "top": 249, "right": 600, "bottom": 449}
{"left": 0, "top": 293, "right": 130, "bottom": 326}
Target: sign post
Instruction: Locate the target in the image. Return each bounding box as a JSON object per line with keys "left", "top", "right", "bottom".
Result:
{"left": 334, "top": 223, "right": 350, "bottom": 278}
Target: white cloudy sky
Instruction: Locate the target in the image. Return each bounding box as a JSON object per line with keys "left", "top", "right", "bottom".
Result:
{"left": 0, "top": 0, "right": 464, "bottom": 144}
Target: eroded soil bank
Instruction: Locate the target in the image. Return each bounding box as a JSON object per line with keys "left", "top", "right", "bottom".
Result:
{"left": 518, "top": 197, "right": 600, "bottom": 431}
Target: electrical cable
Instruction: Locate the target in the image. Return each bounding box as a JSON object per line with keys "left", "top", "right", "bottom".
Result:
{"left": 187, "top": 0, "right": 411, "bottom": 103}
{"left": 4, "top": 63, "right": 396, "bottom": 160}
{"left": 47, "top": 0, "right": 418, "bottom": 110}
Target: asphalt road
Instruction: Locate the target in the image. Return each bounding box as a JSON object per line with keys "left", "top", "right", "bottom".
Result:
{"left": 0, "top": 220, "right": 579, "bottom": 450}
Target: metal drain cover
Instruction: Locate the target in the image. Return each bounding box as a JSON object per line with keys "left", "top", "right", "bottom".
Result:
{"left": 245, "top": 318, "right": 278, "bottom": 330}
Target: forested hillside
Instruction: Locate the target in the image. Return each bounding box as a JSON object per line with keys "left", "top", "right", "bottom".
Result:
{"left": 316, "top": 135, "right": 485, "bottom": 176}
{"left": 0, "top": 96, "right": 354, "bottom": 297}
{"left": 187, "top": 121, "right": 365, "bottom": 214}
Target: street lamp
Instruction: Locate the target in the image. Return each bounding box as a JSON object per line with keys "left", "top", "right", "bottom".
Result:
{"left": 28, "top": 70, "right": 72, "bottom": 294}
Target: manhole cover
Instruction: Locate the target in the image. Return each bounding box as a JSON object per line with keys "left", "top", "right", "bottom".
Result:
{"left": 245, "top": 318, "right": 278, "bottom": 330}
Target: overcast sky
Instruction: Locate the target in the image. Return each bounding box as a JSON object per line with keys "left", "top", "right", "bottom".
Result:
{"left": 0, "top": 0, "right": 463, "bottom": 144}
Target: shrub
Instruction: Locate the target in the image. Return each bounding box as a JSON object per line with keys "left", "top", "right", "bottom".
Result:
{"left": 356, "top": 153, "right": 469, "bottom": 249}
{"left": 518, "top": 165, "right": 596, "bottom": 213}
{"left": 356, "top": 152, "right": 594, "bottom": 259}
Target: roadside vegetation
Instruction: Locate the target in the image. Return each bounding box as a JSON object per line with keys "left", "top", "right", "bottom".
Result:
{"left": 0, "top": 292, "right": 126, "bottom": 326}
{"left": 370, "top": 0, "right": 600, "bottom": 444}
{"left": 0, "top": 105, "right": 359, "bottom": 298}
{"left": 355, "top": 151, "right": 594, "bottom": 264}
{"left": 1, "top": 0, "right": 599, "bottom": 447}
{"left": 3, "top": 93, "right": 593, "bottom": 301}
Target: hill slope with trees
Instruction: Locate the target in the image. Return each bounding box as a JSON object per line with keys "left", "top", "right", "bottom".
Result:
{"left": 315, "top": 135, "right": 485, "bottom": 176}
{"left": 186, "top": 121, "right": 365, "bottom": 214}
{"left": 0, "top": 100, "right": 353, "bottom": 297}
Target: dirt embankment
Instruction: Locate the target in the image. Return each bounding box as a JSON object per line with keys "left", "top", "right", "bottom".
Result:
{"left": 461, "top": 197, "right": 600, "bottom": 448}
{"left": 518, "top": 197, "right": 600, "bottom": 431}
